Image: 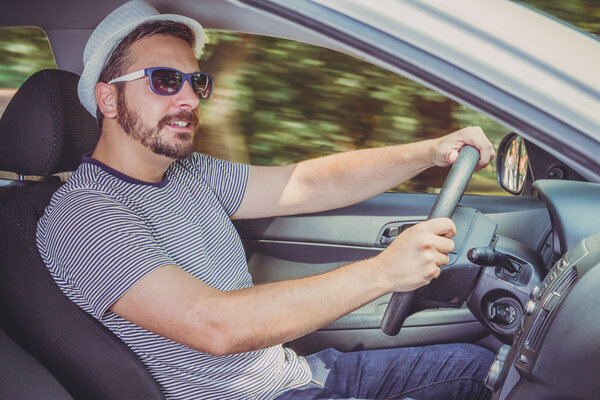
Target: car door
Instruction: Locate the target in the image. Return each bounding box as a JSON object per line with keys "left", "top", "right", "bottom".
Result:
{"left": 186, "top": 4, "right": 573, "bottom": 355}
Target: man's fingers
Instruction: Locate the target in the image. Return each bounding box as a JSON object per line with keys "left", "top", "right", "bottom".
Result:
{"left": 435, "top": 125, "right": 495, "bottom": 170}
{"left": 432, "top": 234, "right": 455, "bottom": 254}
{"left": 426, "top": 264, "right": 442, "bottom": 279}
{"left": 475, "top": 142, "right": 495, "bottom": 170}
{"left": 418, "top": 217, "right": 456, "bottom": 238}
{"left": 460, "top": 126, "right": 494, "bottom": 170}
{"left": 448, "top": 149, "right": 459, "bottom": 164}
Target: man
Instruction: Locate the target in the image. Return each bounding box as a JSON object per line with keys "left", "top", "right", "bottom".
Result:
{"left": 37, "top": 1, "right": 496, "bottom": 399}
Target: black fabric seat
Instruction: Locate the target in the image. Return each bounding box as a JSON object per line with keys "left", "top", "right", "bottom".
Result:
{"left": 0, "top": 69, "right": 165, "bottom": 400}
{"left": 0, "top": 326, "right": 73, "bottom": 399}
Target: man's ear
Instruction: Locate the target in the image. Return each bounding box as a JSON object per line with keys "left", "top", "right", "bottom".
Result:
{"left": 95, "top": 82, "right": 118, "bottom": 119}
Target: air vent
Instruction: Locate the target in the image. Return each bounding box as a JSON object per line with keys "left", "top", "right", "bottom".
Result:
{"left": 525, "top": 268, "right": 577, "bottom": 351}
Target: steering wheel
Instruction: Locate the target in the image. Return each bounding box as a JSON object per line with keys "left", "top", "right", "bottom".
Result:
{"left": 381, "top": 145, "right": 481, "bottom": 336}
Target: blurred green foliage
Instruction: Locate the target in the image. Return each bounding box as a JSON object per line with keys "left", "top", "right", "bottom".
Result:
{"left": 0, "top": 28, "right": 56, "bottom": 88}
{"left": 0, "top": 1, "right": 598, "bottom": 194}
{"left": 198, "top": 32, "right": 507, "bottom": 194}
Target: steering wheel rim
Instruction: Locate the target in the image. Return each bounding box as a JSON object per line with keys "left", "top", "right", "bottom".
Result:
{"left": 380, "top": 145, "right": 481, "bottom": 336}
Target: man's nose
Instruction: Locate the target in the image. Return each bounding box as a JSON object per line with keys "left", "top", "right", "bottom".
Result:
{"left": 173, "top": 79, "right": 200, "bottom": 110}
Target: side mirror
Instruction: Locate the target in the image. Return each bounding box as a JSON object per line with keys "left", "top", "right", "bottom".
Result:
{"left": 497, "top": 133, "right": 529, "bottom": 195}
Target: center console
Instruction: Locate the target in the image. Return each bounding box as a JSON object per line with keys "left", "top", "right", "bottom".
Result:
{"left": 486, "top": 232, "right": 600, "bottom": 399}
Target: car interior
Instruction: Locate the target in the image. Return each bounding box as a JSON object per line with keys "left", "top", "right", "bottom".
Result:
{"left": 1, "top": 1, "right": 600, "bottom": 400}
{"left": 0, "top": 67, "right": 593, "bottom": 400}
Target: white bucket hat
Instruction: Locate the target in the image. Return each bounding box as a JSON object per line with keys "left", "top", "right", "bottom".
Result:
{"left": 77, "top": 0, "right": 205, "bottom": 117}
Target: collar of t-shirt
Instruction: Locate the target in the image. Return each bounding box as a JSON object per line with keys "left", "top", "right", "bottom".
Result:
{"left": 81, "top": 155, "right": 169, "bottom": 188}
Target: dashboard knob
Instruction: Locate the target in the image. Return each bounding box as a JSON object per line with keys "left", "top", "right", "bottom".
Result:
{"left": 488, "top": 302, "right": 517, "bottom": 325}
{"left": 558, "top": 257, "right": 569, "bottom": 269}
{"left": 485, "top": 359, "right": 504, "bottom": 391}
{"left": 525, "top": 300, "right": 536, "bottom": 315}
{"left": 497, "top": 344, "right": 511, "bottom": 363}
{"left": 530, "top": 285, "right": 540, "bottom": 299}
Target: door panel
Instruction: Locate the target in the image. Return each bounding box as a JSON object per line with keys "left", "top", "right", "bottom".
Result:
{"left": 236, "top": 193, "right": 551, "bottom": 249}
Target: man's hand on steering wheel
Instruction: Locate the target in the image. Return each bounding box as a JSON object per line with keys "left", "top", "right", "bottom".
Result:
{"left": 377, "top": 125, "right": 494, "bottom": 293}
{"left": 380, "top": 125, "right": 494, "bottom": 336}
{"left": 432, "top": 126, "right": 496, "bottom": 170}
{"left": 375, "top": 218, "right": 457, "bottom": 293}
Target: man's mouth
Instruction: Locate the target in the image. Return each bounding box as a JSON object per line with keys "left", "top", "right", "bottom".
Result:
{"left": 167, "top": 121, "right": 191, "bottom": 128}
{"left": 160, "top": 110, "right": 199, "bottom": 131}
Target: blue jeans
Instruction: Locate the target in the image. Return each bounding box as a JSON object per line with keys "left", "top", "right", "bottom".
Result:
{"left": 276, "top": 343, "right": 494, "bottom": 400}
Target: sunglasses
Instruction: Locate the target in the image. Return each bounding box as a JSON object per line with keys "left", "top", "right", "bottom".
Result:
{"left": 107, "top": 67, "right": 212, "bottom": 99}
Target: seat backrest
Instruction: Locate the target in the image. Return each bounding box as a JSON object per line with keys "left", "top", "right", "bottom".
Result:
{"left": 0, "top": 69, "right": 165, "bottom": 400}
{"left": 0, "top": 325, "right": 72, "bottom": 400}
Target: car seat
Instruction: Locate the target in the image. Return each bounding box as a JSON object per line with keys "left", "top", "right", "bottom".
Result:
{"left": 0, "top": 69, "right": 165, "bottom": 399}
{"left": 0, "top": 326, "right": 73, "bottom": 399}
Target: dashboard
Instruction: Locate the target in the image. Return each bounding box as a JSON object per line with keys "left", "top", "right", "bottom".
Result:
{"left": 485, "top": 180, "right": 600, "bottom": 399}
{"left": 488, "top": 231, "right": 600, "bottom": 399}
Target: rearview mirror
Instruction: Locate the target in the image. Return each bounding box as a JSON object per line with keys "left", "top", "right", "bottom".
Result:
{"left": 497, "top": 133, "right": 529, "bottom": 194}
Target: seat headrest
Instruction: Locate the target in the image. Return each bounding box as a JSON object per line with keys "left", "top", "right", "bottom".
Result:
{"left": 0, "top": 69, "right": 100, "bottom": 176}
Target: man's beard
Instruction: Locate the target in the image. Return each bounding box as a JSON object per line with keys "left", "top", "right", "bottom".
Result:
{"left": 116, "top": 90, "right": 198, "bottom": 160}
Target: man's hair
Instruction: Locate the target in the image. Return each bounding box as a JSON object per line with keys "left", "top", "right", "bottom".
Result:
{"left": 95, "top": 20, "right": 196, "bottom": 126}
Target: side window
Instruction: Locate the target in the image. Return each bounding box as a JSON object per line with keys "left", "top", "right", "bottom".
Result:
{"left": 0, "top": 27, "right": 57, "bottom": 181}
{"left": 198, "top": 31, "right": 508, "bottom": 195}
{"left": 0, "top": 27, "right": 57, "bottom": 116}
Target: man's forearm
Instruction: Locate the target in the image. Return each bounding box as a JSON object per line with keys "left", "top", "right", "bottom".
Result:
{"left": 287, "top": 139, "right": 437, "bottom": 213}
{"left": 233, "top": 127, "right": 493, "bottom": 220}
{"left": 111, "top": 219, "right": 455, "bottom": 357}
{"left": 192, "top": 216, "right": 454, "bottom": 355}
{"left": 110, "top": 258, "right": 389, "bottom": 356}
{"left": 198, "top": 256, "right": 389, "bottom": 355}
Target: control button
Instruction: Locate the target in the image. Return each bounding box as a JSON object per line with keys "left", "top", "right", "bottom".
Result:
{"left": 514, "top": 327, "right": 522, "bottom": 342}
{"left": 525, "top": 300, "right": 536, "bottom": 316}
{"left": 530, "top": 285, "right": 540, "bottom": 299}
{"left": 543, "top": 292, "right": 561, "bottom": 312}
{"left": 519, "top": 354, "right": 529, "bottom": 364}
{"left": 559, "top": 257, "right": 569, "bottom": 270}
{"left": 488, "top": 303, "right": 517, "bottom": 325}
{"left": 497, "top": 344, "right": 511, "bottom": 363}
{"left": 485, "top": 359, "right": 504, "bottom": 391}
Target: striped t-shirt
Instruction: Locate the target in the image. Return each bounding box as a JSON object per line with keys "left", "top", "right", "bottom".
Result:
{"left": 36, "top": 153, "right": 311, "bottom": 399}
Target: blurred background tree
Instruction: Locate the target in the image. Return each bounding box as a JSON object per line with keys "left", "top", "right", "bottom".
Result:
{"left": 0, "top": 28, "right": 56, "bottom": 88}
{"left": 198, "top": 31, "right": 508, "bottom": 194}
{"left": 1, "top": 1, "right": 598, "bottom": 193}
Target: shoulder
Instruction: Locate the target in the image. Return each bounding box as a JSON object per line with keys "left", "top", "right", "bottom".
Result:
{"left": 49, "top": 170, "right": 120, "bottom": 214}
{"left": 41, "top": 167, "right": 135, "bottom": 233}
